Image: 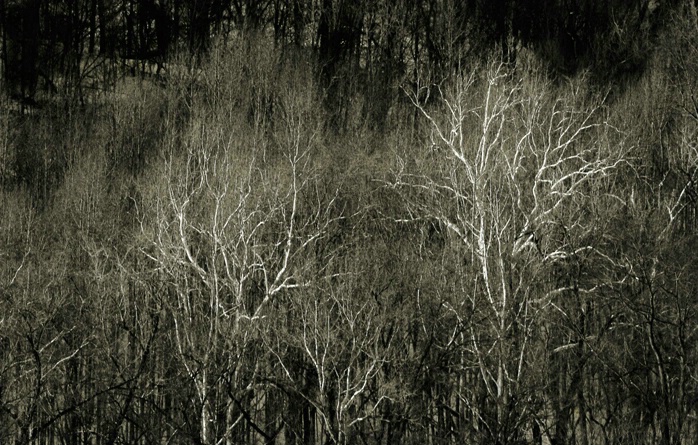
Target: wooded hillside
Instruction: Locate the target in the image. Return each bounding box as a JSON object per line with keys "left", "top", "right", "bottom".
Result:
{"left": 1, "top": 1, "right": 698, "bottom": 444}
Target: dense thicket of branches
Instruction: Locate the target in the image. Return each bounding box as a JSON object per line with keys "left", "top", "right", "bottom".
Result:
{"left": 0, "top": 0, "right": 687, "bottom": 112}
{"left": 1, "top": 1, "right": 698, "bottom": 445}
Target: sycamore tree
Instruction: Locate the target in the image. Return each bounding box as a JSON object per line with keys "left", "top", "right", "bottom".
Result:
{"left": 392, "top": 60, "right": 627, "bottom": 444}
{"left": 138, "top": 57, "right": 337, "bottom": 443}
{"left": 264, "top": 248, "right": 396, "bottom": 445}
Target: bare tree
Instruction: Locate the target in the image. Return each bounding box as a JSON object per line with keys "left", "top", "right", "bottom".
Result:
{"left": 266, "top": 258, "right": 395, "bottom": 445}
{"left": 393, "top": 61, "right": 627, "bottom": 444}
{"left": 139, "top": 67, "right": 337, "bottom": 443}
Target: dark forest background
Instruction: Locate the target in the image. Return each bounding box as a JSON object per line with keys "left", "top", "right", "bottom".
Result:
{"left": 1, "top": 1, "right": 698, "bottom": 444}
